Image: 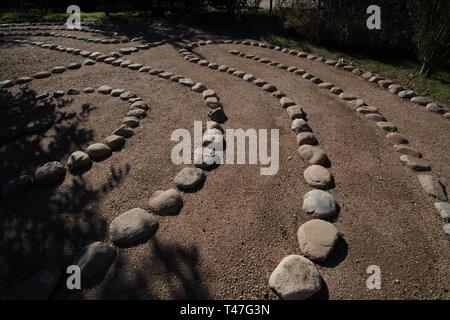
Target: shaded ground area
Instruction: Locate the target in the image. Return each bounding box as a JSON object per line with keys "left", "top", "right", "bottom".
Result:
{"left": 0, "top": 21, "right": 449, "bottom": 300}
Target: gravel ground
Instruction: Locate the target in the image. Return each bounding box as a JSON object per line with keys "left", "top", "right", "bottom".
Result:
{"left": 0, "top": 24, "right": 448, "bottom": 300}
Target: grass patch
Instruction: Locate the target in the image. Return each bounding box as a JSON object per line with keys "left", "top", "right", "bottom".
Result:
{"left": 1, "top": 9, "right": 448, "bottom": 104}
{"left": 262, "top": 31, "right": 450, "bottom": 104}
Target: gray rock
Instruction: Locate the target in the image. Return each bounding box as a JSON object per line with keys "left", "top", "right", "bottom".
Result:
{"left": 303, "top": 190, "right": 337, "bottom": 218}
{"left": 67, "top": 151, "right": 91, "bottom": 171}
{"left": 67, "top": 62, "right": 81, "bottom": 70}
{"left": 110, "top": 208, "right": 159, "bottom": 245}
{"left": 105, "top": 135, "right": 125, "bottom": 150}
{"left": 67, "top": 88, "right": 80, "bottom": 95}
{"left": 386, "top": 133, "right": 408, "bottom": 144}
{"left": 356, "top": 106, "right": 379, "bottom": 114}
{"left": 86, "top": 143, "right": 112, "bottom": 159}
{"left": 280, "top": 97, "right": 296, "bottom": 109}
{"left": 394, "top": 145, "right": 422, "bottom": 158}
{"left": 330, "top": 87, "right": 343, "bottom": 95}
{"left": 269, "top": 255, "right": 321, "bottom": 300}
{"left": 418, "top": 175, "right": 447, "bottom": 201}
{"left": 253, "top": 79, "right": 267, "bottom": 87}
{"left": 286, "top": 105, "right": 305, "bottom": 120}
{"left": 2, "top": 266, "right": 61, "bottom": 300}
{"left": 303, "top": 165, "right": 332, "bottom": 189}
{"left": 291, "top": 119, "right": 311, "bottom": 133}
{"left": 149, "top": 189, "right": 183, "bottom": 216}
{"left": 318, "top": 82, "right": 334, "bottom": 89}
{"left": 339, "top": 92, "right": 356, "bottom": 101}
{"left": 365, "top": 113, "right": 386, "bottom": 122}
{"left": 127, "top": 108, "right": 146, "bottom": 119}
{"left": 72, "top": 242, "right": 116, "bottom": 279}
{"left": 400, "top": 155, "right": 430, "bottom": 171}
{"left": 174, "top": 167, "right": 206, "bottom": 191}
{"left": 179, "top": 78, "right": 195, "bottom": 87}
{"left": 434, "top": 202, "right": 450, "bottom": 220}
{"left": 388, "top": 84, "right": 404, "bottom": 94}
{"left": 34, "top": 161, "right": 66, "bottom": 186}
{"left": 263, "top": 84, "right": 277, "bottom": 92}
{"left": 32, "top": 71, "right": 51, "bottom": 79}
{"left": 51, "top": 66, "right": 66, "bottom": 74}
{"left": 2, "top": 175, "right": 33, "bottom": 198}
{"left": 205, "top": 97, "right": 222, "bottom": 108}
{"left": 297, "top": 219, "right": 339, "bottom": 261}
{"left": 298, "top": 145, "right": 328, "bottom": 166}
{"left": 208, "top": 106, "right": 227, "bottom": 123}
{"left": 443, "top": 224, "right": 450, "bottom": 236}
{"left": 16, "top": 77, "right": 33, "bottom": 84}
{"left": 83, "top": 59, "right": 96, "bottom": 66}
{"left": 83, "top": 87, "right": 94, "bottom": 93}
{"left": 398, "top": 90, "right": 416, "bottom": 99}
{"left": 113, "top": 124, "right": 134, "bottom": 138}
{"left": 376, "top": 122, "right": 397, "bottom": 132}
{"left": 122, "top": 116, "right": 139, "bottom": 128}
{"left": 0, "top": 80, "right": 14, "bottom": 88}
{"left": 194, "top": 147, "right": 218, "bottom": 169}
{"left": 296, "top": 132, "right": 318, "bottom": 146}
{"left": 425, "top": 103, "right": 445, "bottom": 114}
{"left": 192, "top": 83, "right": 206, "bottom": 93}
{"left": 110, "top": 88, "right": 125, "bottom": 97}
{"left": 120, "top": 91, "right": 136, "bottom": 101}
{"left": 97, "top": 85, "right": 112, "bottom": 94}
{"left": 53, "top": 90, "right": 65, "bottom": 98}
{"left": 130, "top": 101, "right": 149, "bottom": 111}
{"left": 410, "top": 96, "right": 428, "bottom": 106}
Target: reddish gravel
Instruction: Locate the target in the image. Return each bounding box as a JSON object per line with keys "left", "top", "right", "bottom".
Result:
{"left": 0, "top": 24, "right": 448, "bottom": 300}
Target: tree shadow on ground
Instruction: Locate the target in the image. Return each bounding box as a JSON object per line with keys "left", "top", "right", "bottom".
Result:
{"left": 85, "top": 237, "right": 210, "bottom": 299}
{"left": 0, "top": 86, "right": 136, "bottom": 299}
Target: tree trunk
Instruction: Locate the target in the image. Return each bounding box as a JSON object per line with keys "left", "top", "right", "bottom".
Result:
{"left": 235, "top": 0, "right": 242, "bottom": 23}
{"left": 270, "top": 0, "right": 273, "bottom": 13}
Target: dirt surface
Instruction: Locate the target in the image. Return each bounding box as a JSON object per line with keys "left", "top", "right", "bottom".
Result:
{"left": 0, "top": 22, "right": 449, "bottom": 300}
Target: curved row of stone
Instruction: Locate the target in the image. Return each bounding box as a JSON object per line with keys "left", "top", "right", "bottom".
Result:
{"left": 2, "top": 31, "right": 232, "bottom": 298}
{"left": 183, "top": 38, "right": 449, "bottom": 120}
{"left": 1, "top": 86, "right": 148, "bottom": 200}
{"left": 178, "top": 45, "right": 344, "bottom": 299}
{"left": 228, "top": 47, "right": 450, "bottom": 237}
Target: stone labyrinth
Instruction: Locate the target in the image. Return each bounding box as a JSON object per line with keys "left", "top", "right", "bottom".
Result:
{"left": 0, "top": 20, "right": 449, "bottom": 300}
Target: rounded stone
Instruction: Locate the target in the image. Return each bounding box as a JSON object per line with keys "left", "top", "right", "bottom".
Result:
{"left": 67, "top": 62, "right": 81, "bottom": 70}
{"left": 130, "top": 101, "right": 149, "bottom": 111}
{"left": 303, "top": 165, "right": 332, "bottom": 189}
{"left": 67, "top": 151, "right": 91, "bottom": 171}
{"left": 72, "top": 242, "right": 116, "bottom": 279}
{"left": 113, "top": 124, "right": 134, "bottom": 138}
{"left": 291, "top": 119, "right": 311, "bottom": 133}
{"left": 286, "top": 105, "right": 305, "bottom": 120}
{"left": 149, "top": 189, "right": 183, "bottom": 216}
{"left": 298, "top": 145, "right": 328, "bottom": 165}
{"left": 297, "top": 219, "right": 339, "bottom": 261}
{"left": 400, "top": 155, "right": 431, "bottom": 171}
{"left": 398, "top": 90, "right": 416, "bottom": 99}
{"left": 174, "top": 167, "right": 206, "bottom": 191}
{"left": 109, "top": 208, "right": 159, "bottom": 245}
{"left": 122, "top": 116, "right": 139, "bottom": 128}
{"left": 110, "top": 88, "right": 125, "bottom": 97}
{"left": 32, "top": 71, "right": 51, "bottom": 79}
{"left": 386, "top": 133, "right": 408, "bottom": 144}
{"left": 97, "top": 85, "right": 112, "bottom": 94}
{"left": 194, "top": 147, "right": 218, "bottom": 169}
{"left": 296, "top": 132, "right": 318, "bottom": 146}
{"left": 269, "top": 255, "right": 321, "bottom": 300}
{"left": 2, "top": 175, "right": 33, "bottom": 198}
{"left": 394, "top": 145, "right": 422, "bottom": 158}
{"left": 83, "top": 87, "right": 94, "bottom": 93}
{"left": 51, "top": 66, "right": 66, "bottom": 74}
{"left": 418, "top": 175, "right": 447, "bottom": 201}
{"left": 127, "top": 108, "right": 146, "bottom": 119}
{"left": 303, "top": 190, "right": 337, "bottom": 218}
{"left": 105, "top": 135, "right": 125, "bottom": 150}
{"left": 376, "top": 122, "right": 397, "bottom": 132}
{"left": 339, "top": 92, "right": 356, "bottom": 101}
{"left": 35, "top": 161, "right": 66, "bottom": 186}
{"left": 86, "top": 143, "right": 112, "bottom": 159}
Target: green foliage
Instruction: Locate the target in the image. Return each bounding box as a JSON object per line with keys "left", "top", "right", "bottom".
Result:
{"left": 407, "top": 0, "right": 450, "bottom": 78}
